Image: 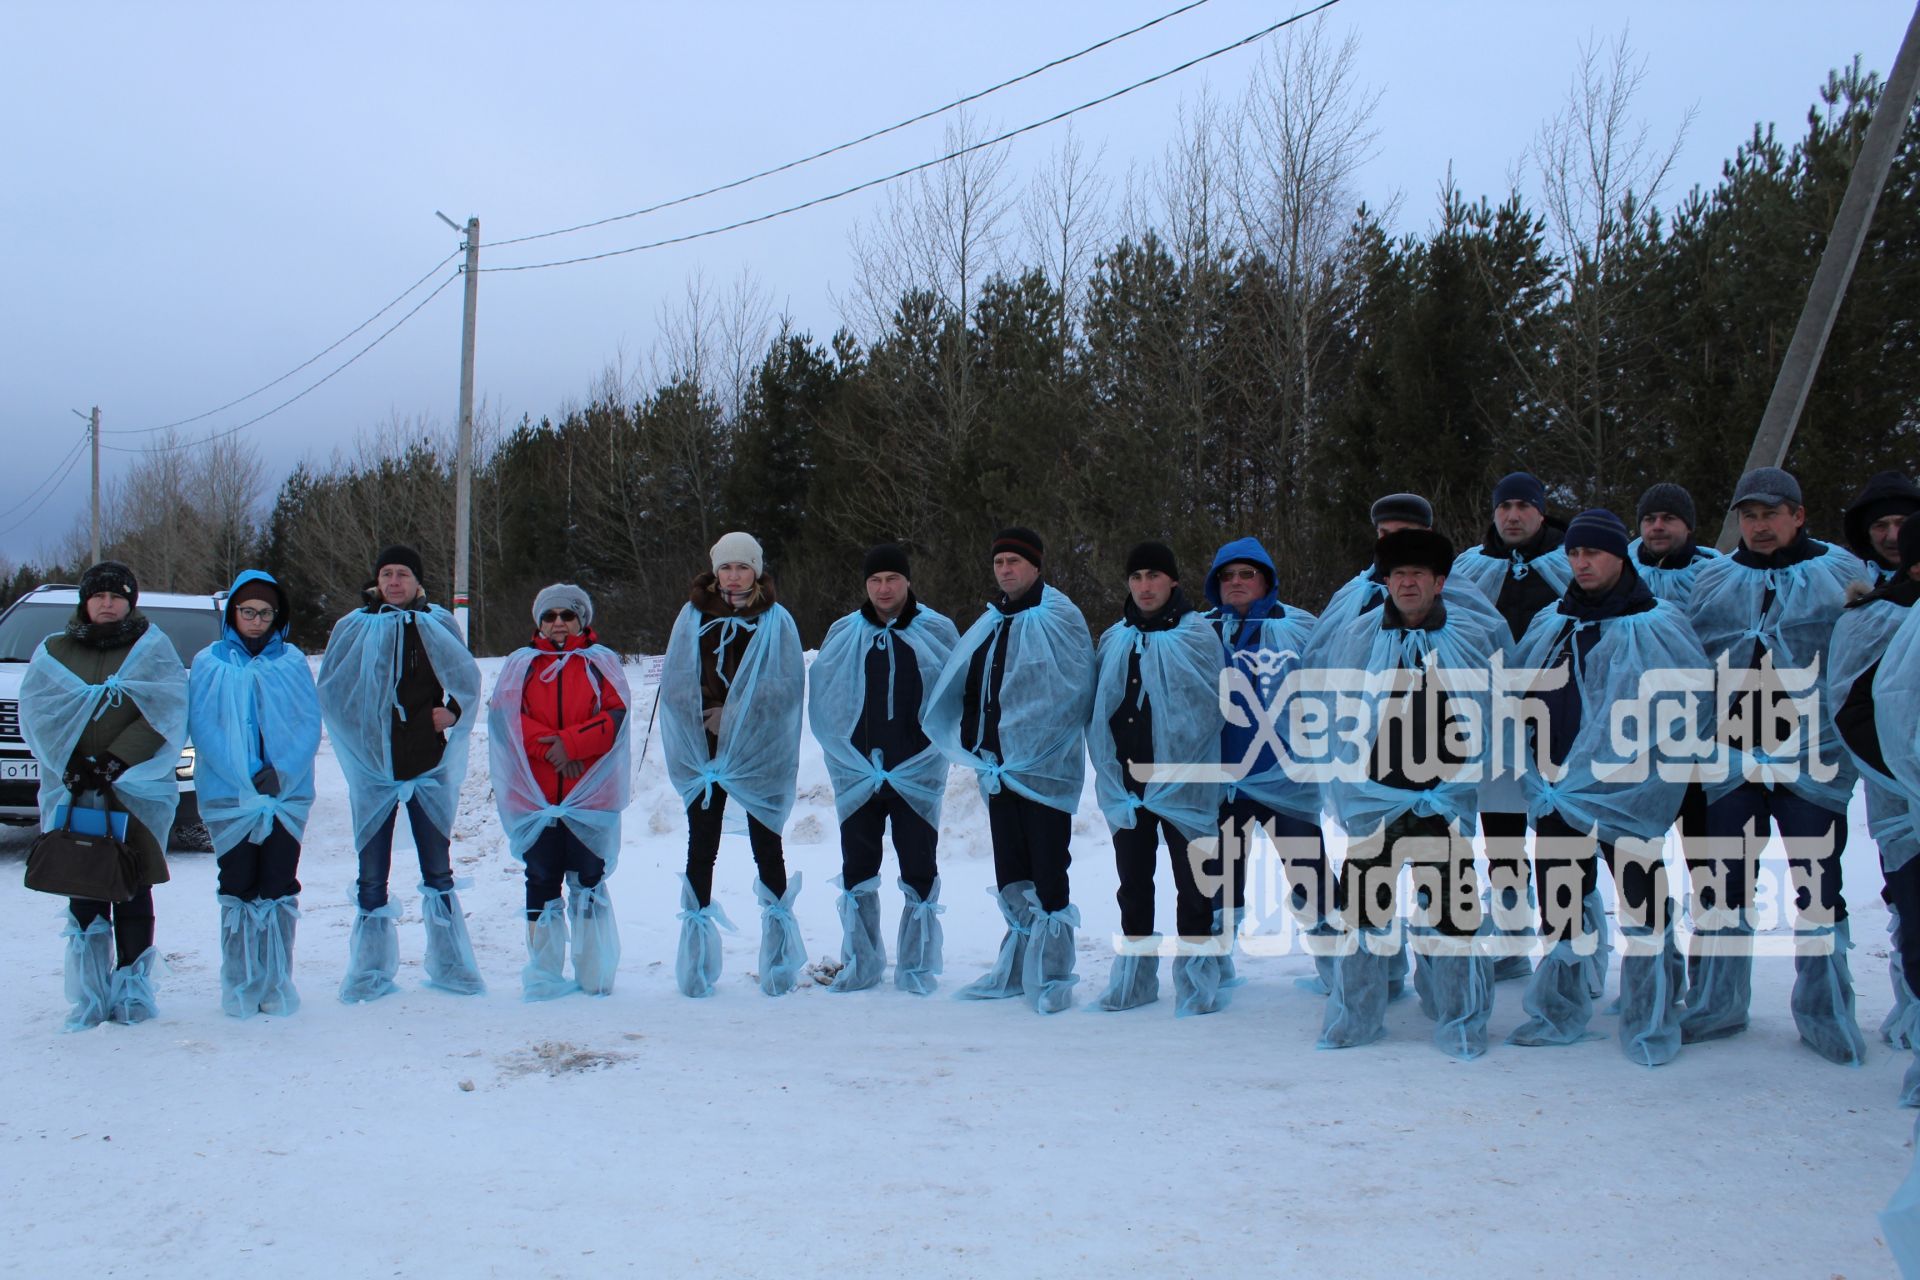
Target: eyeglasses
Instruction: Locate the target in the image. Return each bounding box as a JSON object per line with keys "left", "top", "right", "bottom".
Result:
{"left": 540, "top": 609, "right": 579, "bottom": 624}
{"left": 235, "top": 606, "right": 277, "bottom": 622}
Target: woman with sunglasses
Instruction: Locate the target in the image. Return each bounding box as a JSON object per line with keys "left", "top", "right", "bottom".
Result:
{"left": 187, "top": 570, "right": 322, "bottom": 1018}
{"left": 487, "top": 585, "right": 631, "bottom": 999}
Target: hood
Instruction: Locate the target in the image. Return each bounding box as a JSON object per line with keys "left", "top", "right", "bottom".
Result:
{"left": 222, "top": 568, "right": 291, "bottom": 653}
{"left": 1842, "top": 470, "right": 1920, "bottom": 565}
{"left": 1204, "top": 537, "right": 1278, "bottom": 612}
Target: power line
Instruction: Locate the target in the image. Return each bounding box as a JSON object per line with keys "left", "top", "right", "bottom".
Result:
{"left": 102, "top": 271, "right": 463, "bottom": 456}
{"left": 103, "top": 248, "right": 462, "bottom": 437}
{"left": 482, "top": 0, "right": 1342, "bottom": 275}
{"left": 0, "top": 438, "right": 88, "bottom": 540}
{"left": 483, "top": 0, "right": 1219, "bottom": 251}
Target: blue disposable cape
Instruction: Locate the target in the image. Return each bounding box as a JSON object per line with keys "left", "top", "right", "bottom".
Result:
{"left": 1847, "top": 599, "right": 1920, "bottom": 871}
{"left": 807, "top": 604, "right": 960, "bottom": 827}
{"left": 21, "top": 626, "right": 188, "bottom": 846}
{"left": 488, "top": 643, "right": 632, "bottom": 872}
{"left": 187, "top": 573, "right": 322, "bottom": 855}
{"left": 1687, "top": 541, "right": 1866, "bottom": 810}
{"left": 926, "top": 584, "right": 1095, "bottom": 813}
{"left": 1211, "top": 605, "right": 1322, "bottom": 822}
{"left": 1448, "top": 543, "right": 1572, "bottom": 607}
{"left": 1306, "top": 603, "right": 1497, "bottom": 837}
{"left": 1511, "top": 599, "right": 1713, "bottom": 845}
{"left": 1625, "top": 538, "right": 1721, "bottom": 607}
{"left": 316, "top": 605, "right": 480, "bottom": 852}
{"left": 660, "top": 601, "right": 804, "bottom": 833}
{"left": 1321, "top": 565, "right": 1504, "bottom": 639}
{"left": 1089, "top": 609, "right": 1224, "bottom": 840}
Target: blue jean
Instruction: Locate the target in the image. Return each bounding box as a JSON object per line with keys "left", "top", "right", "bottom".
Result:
{"left": 356, "top": 796, "right": 453, "bottom": 911}
{"left": 1698, "top": 783, "right": 1848, "bottom": 924}
{"left": 522, "top": 821, "right": 605, "bottom": 918}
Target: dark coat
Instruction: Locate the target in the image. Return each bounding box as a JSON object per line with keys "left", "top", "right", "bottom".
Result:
{"left": 1533, "top": 564, "right": 1657, "bottom": 768}
{"left": 361, "top": 597, "right": 461, "bottom": 782}
{"left": 1477, "top": 517, "right": 1567, "bottom": 641}
{"left": 960, "top": 578, "right": 1047, "bottom": 759}
{"left": 1369, "top": 598, "right": 1471, "bottom": 793}
{"left": 689, "top": 571, "right": 779, "bottom": 752}
{"left": 1106, "top": 588, "right": 1193, "bottom": 795}
{"left": 1836, "top": 576, "right": 1920, "bottom": 777}
{"left": 850, "top": 595, "right": 932, "bottom": 772}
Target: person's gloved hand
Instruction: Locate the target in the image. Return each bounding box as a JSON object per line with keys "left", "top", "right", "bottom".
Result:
{"left": 250, "top": 766, "right": 280, "bottom": 796}
{"left": 96, "top": 754, "right": 128, "bottom": 785}
{"left": 62, "top": 754, "right": 101, "bottom": 794}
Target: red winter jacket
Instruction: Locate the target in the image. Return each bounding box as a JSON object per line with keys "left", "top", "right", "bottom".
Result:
{"left": 520, "top": 629, "right": 627, "bottom": 803}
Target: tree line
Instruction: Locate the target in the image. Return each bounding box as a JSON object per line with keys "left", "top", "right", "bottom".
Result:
{"left": 8, "top": 34, "right": 1917, "bottom": 657}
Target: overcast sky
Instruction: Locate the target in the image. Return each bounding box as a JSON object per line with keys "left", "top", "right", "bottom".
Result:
{"left": 2, "top": 1, "right": 1911, "bottom": 564}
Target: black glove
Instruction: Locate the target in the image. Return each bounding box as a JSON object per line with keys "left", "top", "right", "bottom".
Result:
{"left": 96, "top": 753, "right": 128, "bottom": 785}
{"left": 250, "top": 766, "right": 280, "bottom": 796}
{"left": 62, "top": 754, "right": 104, "bottom": 794}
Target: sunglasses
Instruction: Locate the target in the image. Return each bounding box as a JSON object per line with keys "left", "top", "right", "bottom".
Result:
{"left": 235, "top": 606, "right": 277, "bottom": 622}
{"left": 540, "top": 609, "right": 579, "bottom": 624}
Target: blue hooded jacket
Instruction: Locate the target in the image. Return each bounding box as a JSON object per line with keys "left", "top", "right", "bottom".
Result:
{"left": 1203, "top": 537, "right": 1319, "bottom": 817}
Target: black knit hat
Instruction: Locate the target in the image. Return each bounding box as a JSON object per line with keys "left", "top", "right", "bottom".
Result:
{"left": 1563, "top": 508, "right": 1631, "bottom": 561}
{"left": 991, "top": 526, "right": 1044, "bottom": 568}
{"left": 1369, "top": 492, "right": 1434, "bottom": 528}
{"left": 1636, "top": 482, "right": 1697, "bottom": 531}
{"left": 77, "top": 560, "right": 138, "bottom": 607}
{"left": 862, "top": 543, "right": 912, "bottom": 580}
{"left": 1124, "top": 541, "right": 1179, "bottom": 581}
{"left": 373, "top": 544, "right": 425, "bottom": 584}
{"left": 1374, "top": 528, "right": 1455, "bottom": 577}
{"left": 1492, "top": 472, "right": 1547, "bottom": 513}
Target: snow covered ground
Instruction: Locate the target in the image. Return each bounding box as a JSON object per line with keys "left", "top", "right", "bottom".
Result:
{"left": 0, "top": 655, "right": 1911, "bottom": 1278}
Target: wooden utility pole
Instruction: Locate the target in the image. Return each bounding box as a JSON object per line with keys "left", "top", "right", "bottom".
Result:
{"left": 441, "top": 213, "right": 480, "bottom": 643}
{"left": 1716, "top": 2, "right": 1920, "bottom": 550}
{"left": 88, "top": 406, "right": 100, "bottom": 563}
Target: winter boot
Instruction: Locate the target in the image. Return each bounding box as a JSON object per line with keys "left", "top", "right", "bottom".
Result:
{"left": 955, "top": 881, "right": 1033, "bottom": 1000}
{"left": 567, "top": 876, "right": 619, "bottom": 997}
{"left": 1791, "top": 919, "right": 1868, "bottom": 1066}
{"left": 340, "top": 901, "right": 401, "bottom": 1004}
{"left": 829, "top": 874, "right": 885, "bottom": 993}
{"left": 893, "top": 877, "right": 945, "bottom": 995}
{"left": 522, "top": 898, "right": 578, "bottom": 1001}
{"left": 61, "top": 915, "right": 113, "bottom": 1032}
{"left": 754, "top": 874, "right": 805, "bottom": 997}
{"left": 1020, "top": 889, "right": 1080, "bottom": 1015}
{"left": 420, "top": 884, "right": 486, "bottom": 996}
{"left": 675, "top": 874, "right": 735, "bottom": 998}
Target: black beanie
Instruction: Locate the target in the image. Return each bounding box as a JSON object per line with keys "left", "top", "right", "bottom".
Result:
{"left": 1124, "top": 541, "right": 1179, "bottom": 580}
{"left": 77, "top": 560, "right": 138, "bottom": 607}
{"left": 1636, "top": 482, "right": 1697, "bottom": 531}
{"left": 1563, "top": 508, "right": 1631, "bottom": 561}
{"left": 991, "top": 527, "right": 1044, "bottom": 568}
{"left": 862, "top": 543, "right": 911, "bottom": 580}
{"left": 374, "top": 544, "right": 425, "bottom": 584}
{"left": 1374, "top": 528, "right": 1455, "bottom": 577}
{"left": 1491, "top": 472, "right": 1547, "bottom": 513}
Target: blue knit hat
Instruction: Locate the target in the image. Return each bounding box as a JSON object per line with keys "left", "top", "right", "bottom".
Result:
{"left": 1563, "top": 509, "right": 1630, "bottom": 561}
{"left": 1492, "top": 472, "right": 1546, "bottom": 513}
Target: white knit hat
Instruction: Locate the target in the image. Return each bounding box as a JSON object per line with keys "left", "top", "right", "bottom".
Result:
{"left": 710, "top": 531, "right": 764, "bottom": 575}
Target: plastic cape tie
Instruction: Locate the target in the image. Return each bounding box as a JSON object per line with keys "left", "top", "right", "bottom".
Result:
{"left": 487, "top": 642, "right": 631, "bottom": 874}
{"left": 1687, "top": 541, "right": 1865, "bottom": 810}
{"left": 1512, "top": 599, "right": 1711, "bottom": 845}
{"left": 19, "top": 626, "right": 188, "bottom": 848}
{"left": 317, "top": 604, "right": 481, "bottom": 853}
{"left": 925, "top": 584, "right": 1095, "bottom": 814}
{"left": 189, "top": 629, "right": 322, "bottom": 855}
{"left": 1088, "top": 609, "right": 1222, "bottom": 841}
{"left": 807, "top": 604, "right": 960, "bottom": 826}
{"left": 1626, "top": 537, "right": 1719, "bottom": 606}
{"left": 1310, "top": 601, "right": 1498, "bottom": 838}
{"left": 661, "top": 601, "right": 804, "bottom": 834}
{"left": 1447, "top": 545, "right": 1572, "bottom": 607}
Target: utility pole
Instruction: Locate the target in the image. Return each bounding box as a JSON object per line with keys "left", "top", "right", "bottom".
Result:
{"left": 1716, "top": 2, "right": 1920, "bottom": 551}
{"left": 89, "top": 406, "right": 100, "bottom": 563}
{"left": 438, "top": 211, "right": 480, "bottom": 643}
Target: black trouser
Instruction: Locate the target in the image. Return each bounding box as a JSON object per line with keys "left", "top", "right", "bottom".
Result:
{"left": 1336, "top": 812, "right": 1481, "bottom": 937}
{"left": 216, "top": 821, "right": 303, "bottom": 902}
{"left": 523, "top": 821, "right": 606, "bottom": 918}
{"left": 70, "top": 886, "right": 155, "bottom": 969}
{"left": 685, "top": 783, "right": 786, "bottom": 907}
{"left": 1694, "top": 782, "right": 1848, "bottom": 925}
{"left": 839, "top": 784, "right": 937, "bottom": 901}
{"left": 1480, "top": 809, "right": 1532, "bottom": 905}
{"left": 1216, "top": 795, "right": 1333, "bottom": 922}
{"left": 987, "top": 789, "right": 1072, "bottom": 914}
{"left": 1885, "top": 858, "right": 1920, "bottom": 994}
{"left": 1533, "top": 810, "right": 1671, "bottom": 941}
{"left": 356, "top": 796, "right": 454, "bottom": 912}
{"left": 1112, "top": 809, "right": 1212, "bottom": 939}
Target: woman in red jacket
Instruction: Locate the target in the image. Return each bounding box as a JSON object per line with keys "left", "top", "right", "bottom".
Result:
{"left": 488, "top": 584, "right": 632, "bottom": 998}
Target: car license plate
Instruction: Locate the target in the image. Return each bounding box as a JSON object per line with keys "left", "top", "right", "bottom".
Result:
{"left": 0, "top": 758, "right": 39, "bottom": 783}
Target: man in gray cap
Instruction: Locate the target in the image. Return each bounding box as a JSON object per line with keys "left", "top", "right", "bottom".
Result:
{"left": 1683, "top": 465, "right": 1870, "bottom": 1062}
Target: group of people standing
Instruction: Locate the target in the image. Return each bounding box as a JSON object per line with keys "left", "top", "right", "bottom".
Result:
{"left": 18, "top": 466, "right": 1920, "bottom": 1106}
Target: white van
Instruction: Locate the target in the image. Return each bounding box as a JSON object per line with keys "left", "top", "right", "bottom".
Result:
{"left": 0, "top": 583, "right": 224, "bottom": 848}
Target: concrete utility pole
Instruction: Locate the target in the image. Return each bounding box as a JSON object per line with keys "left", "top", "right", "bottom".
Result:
{"left": 1716, "top": 1, "right": 1920, "bottom": 551}
{"left": 89, "top": 406, "right": 100, "bottom": 563}
{"left": 439, "top": 211, "right": 481, "bottom": 643}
